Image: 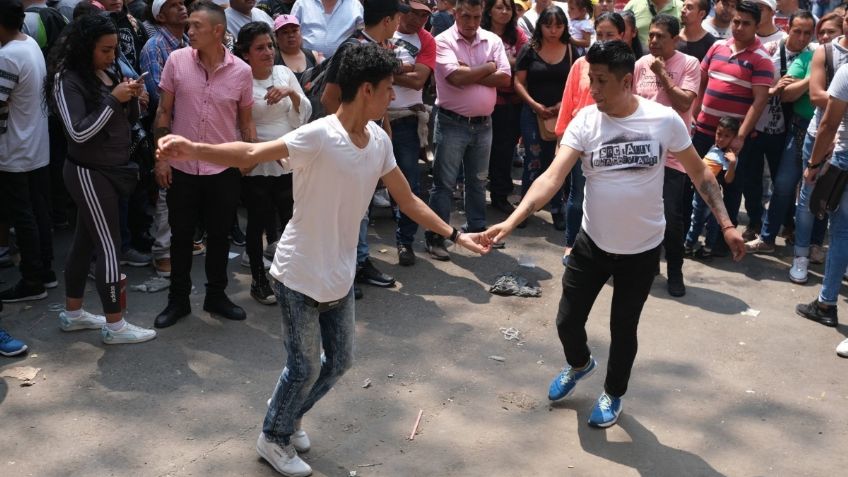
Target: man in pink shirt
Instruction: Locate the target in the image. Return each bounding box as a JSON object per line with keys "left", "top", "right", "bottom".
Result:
{"left": 152, "top": 0, "right": 255, "bottom": 328}
{"left": 425, "top": 0, "right": 510, "bottom": 260}
{"left": 633, "top": 14, "right": 700, "bottom": 297}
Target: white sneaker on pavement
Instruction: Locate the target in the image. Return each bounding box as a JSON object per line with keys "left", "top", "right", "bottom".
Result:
{"left": 266, "top": 399, "right": 311, "bottom": 453}
{"left": 256, "top": 433, "right": 312, "bottom": 477}
{"left": 60, "top": 310, "right": 107, "bottom": 331}
{"left": 101, "top": 322, "right": 157, "bottom": 344}
{"left": 837, "top": 338, "right": 848, "bottom": 358}
{"left": 789, "top": 256, "right": 809, "bottom": 284}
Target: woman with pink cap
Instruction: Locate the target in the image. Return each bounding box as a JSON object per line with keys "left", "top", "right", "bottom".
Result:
{"left": 273, "top": 14, "right": 322, "bottom": 80}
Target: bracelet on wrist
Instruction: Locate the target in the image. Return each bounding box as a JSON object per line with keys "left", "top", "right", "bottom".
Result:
{"left": 721, "top": 224, "right": 736, "bottom": 233}
{"left": 449, "top": 227, "right": 460, "bottom": 242}
{"left": 808, "top": 161, "right": 823, "bottom": 169}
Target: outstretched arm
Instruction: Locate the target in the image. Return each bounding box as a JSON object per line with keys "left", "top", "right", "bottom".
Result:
{"left": 382, "top": 167, "right": 490, "bottom": 255}
{"left": 157, "top": 135, "right": 289, "bottom": 169}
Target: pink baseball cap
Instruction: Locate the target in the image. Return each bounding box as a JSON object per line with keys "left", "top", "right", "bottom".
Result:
{"left": 273, "top": 14, "right": 299, "bottom": 31}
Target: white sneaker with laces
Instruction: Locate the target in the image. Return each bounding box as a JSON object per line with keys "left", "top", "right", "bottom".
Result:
{"left": 60, "top": 310, "right": 107, "bottom": 331}
{"left": 789, "top": 256, "right": 809, "bottom": 284}
{"left": 256, "top": 433, "right": 312, "bottom": 477}
{"left": 837, "top": 338, "right": 848, "bottom": 358}
{"left": 265, "top": 399, "right": 311, "bottom": 453}
{"left": 101, "top": 322, "right": 157, "bottom": 344}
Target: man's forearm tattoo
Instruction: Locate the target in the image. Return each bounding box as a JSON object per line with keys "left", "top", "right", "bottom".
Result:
{"left": 696, "top": 177, "right": 731, "bottom": 226}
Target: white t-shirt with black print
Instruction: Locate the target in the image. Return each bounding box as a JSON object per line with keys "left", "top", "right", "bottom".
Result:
{"left": 562, "top": 96, "right": 692, "bottom": 254}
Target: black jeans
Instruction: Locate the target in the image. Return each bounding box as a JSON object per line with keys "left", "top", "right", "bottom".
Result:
{"left": 662, "top": 167, "right": 687, "bottom": 278}
{"left": 167, "top": 168, "right": 241, "bottom": 302}
{"left": 556, "top": 229, "right": 661, "bottom": 398}
{"left": 0, "top": 166, "right": 54, "bottom": 283}
{"left": 739, "top": 130, "right": 785, "bottom": 229}
{"left": 488, "top": 101, "right": 521, "bottom": 200}
{"left": 242, "top": 174, "right": 293, "bottom": 281}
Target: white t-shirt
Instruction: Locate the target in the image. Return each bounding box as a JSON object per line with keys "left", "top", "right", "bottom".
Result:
{"left": 270, "top": 115, "right": 397, "bottom": 302}
{"left": 0, "top": 36, "right": 49, "bottom": 173}
{"left": 702, "top": 18, "right": 731, "bottom": 40}
{"left": 826, "top": 63, "right": 848, "bottom": 154}
{"left": 562, "top": 97, "right": 692, "bottom": 254}
{"left": 249, "top": 65, "right": 311, "bottom": 177}
{"left": 225, "top": 7, "right": 274, "bottom": 37}
{"left": 519, "top": 1, "right": 568, "bottom": 37}
{"left": 754, "top": 41, "right": 811, "bottom": 134}
{"left": 391, "top": 30, "right": 426, "bottom": 108}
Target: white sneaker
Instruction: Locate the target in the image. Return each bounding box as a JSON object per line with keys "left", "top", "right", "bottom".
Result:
{"left": 256, "top": 433, "right": 312, "bottom": 477}
{"left": 101, "top": 322, "right": 157, "bottom": 344}
{"left": 241, "top": 251, "right": 271, "bottom": 270}
{"left": 372, "top": 188, "right": 391, "bottom": 208}
{"left": 60, "top": 310, "right": 107, "bottom": 331}
{"left": 837, "top": 338, "right": 848, "bottom": 358}
{"left": 789, "top": 256, "right": 809, "bottom": 284}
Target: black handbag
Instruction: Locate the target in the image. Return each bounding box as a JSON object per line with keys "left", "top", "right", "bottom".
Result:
{"left": 809, "top": 162, "right": 848, "bottom": 220}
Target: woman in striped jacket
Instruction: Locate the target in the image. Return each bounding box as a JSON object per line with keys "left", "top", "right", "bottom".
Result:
{"left": 46, "top": 13, "right": 156, "bottom": 345}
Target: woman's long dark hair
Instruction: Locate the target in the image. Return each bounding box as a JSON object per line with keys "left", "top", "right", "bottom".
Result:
{"left": 482, "top": 0, "right": 519, "bottom": 47}
{"left": 44, "top": 14, "right": 118, "bottom": 114}
{"left": 530, "top": 6, "right": 570, "bottom": 50}
{"left": 235, "top": 21, "right": 275, "bottom": 62}
{"left": 620, "top": 9, "right": 643, "bottom": 56}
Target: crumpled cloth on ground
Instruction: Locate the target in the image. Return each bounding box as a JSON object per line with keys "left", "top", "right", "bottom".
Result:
{"left": 129, "top": 277, "right": 170, "bottom": 293}
{"left": 489, "top": 273, "right": 541, "bottom": 297}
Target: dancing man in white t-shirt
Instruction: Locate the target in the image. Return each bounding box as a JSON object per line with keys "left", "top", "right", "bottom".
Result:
{"left": 157, "top": 43, "right": 490, "bottom": 477}
{"left": 486, "top": 40, "right": 745, "bottom": 429}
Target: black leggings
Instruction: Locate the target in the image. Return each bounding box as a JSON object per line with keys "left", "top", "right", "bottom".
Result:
{"left": 556, "top": 230, "right": 661, "bottom": 398}
{"left": 242, "top": 174, "right": 293, "bottom": 280}
{"left": 63, "top": 162, "right": 122, "bottom": 314}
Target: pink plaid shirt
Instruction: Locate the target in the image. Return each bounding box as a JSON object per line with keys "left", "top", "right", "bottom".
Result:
{"left": 159, "top": 46, "right": 253, "bottom": 175}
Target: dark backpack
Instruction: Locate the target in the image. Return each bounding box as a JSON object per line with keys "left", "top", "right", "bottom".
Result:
{"left": 299, "top": 36, "right": 362, "bottom": 120}
{"left": 23, "top": 6, "right": 67, "bottom": 58}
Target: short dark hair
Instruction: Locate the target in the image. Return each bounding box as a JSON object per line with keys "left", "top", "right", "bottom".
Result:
{"left": 363, "top": 0, "right": 403, "bottom": 26}
{"left": 0, "top": 0, "right": 25, "bottom": 32}
{"left": 595, "top": 11, "right": 625, "bottom": 34}
{"left": 789, "top": 9, "right": 816, "bottom": 30}
{"left": 651, "top": 13, "right": 680, "bottom": 37}
{"left": 735, "top": 0, "right": 761, "bottom": 26}
{"left": 585, "top": 39, "right": 635, "bottom": 78}
{"left": 235, "top": 21, "right": 274, "bottom": 61}
{"left": 188, "top": 0, "right": 226, "bottom": 26}
{"left": 338, "top": 43, "right": 400, "bottom": 103}
{"left": 456, "top": 0, "right": 484, "bottom": 10}
{"left": 696, "top": 0, "right": 711, "bottom": 16}
{"left": 72, "top": 1, "right": 103, "bottom": 20}
{"left": 717, "top": 116, "right": 740, "bottom": 133}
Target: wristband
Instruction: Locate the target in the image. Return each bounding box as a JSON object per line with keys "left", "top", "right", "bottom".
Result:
{"left": 721, "top": 224, "right": 736, "bottom": 233}
{"left": 807, "top": 161, "right": 823, "bottom": 170}
{"left": 449, "top": 227, "right": 460, "bottom": 242}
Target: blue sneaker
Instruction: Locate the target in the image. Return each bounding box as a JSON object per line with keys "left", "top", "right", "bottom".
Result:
{"left": 0, "top": 329, "right": 28, "bottom": 357}
{"left": 588, "top": 392, "right": 623, "bottom": 428}
{"left": 548, "top": 357, "right": 597, "bottom": 401}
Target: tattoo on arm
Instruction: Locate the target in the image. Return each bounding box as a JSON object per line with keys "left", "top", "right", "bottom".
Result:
{"left": 696, "top": 176, "right": 731, "bottom": 225}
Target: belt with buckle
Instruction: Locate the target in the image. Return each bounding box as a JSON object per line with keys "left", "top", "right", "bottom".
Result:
{"left": 303, "top": 294, "right": 343, "bottom": 312}
{"left": 438, "top": 107, "right": 489, "bottom": 124}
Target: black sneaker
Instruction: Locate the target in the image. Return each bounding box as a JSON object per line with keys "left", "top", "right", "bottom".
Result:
{"left": 203, "top": 295, "right": 246, "bottom": 321}
{"left": 667, "top": 275, "right": 686, "bottom": 297}
{"left": 0, "top": 279, "right": 48, "bottom": 303}
{"left": 491, "top": 196, "right": 515, "bottom": 214}
{"left": 356, "top": 258, "right": 395, "bottom": 287}
{"left": 398, "top": 244, "right": 415, "bottom": 267}
{"left": 230, "top": 222, "right": 246, "bottom": 247}
{"left": 796, "top": 300, "right": 838, "bottom": 327}
{"left": 42, "top": 270, "right": 58, "bottom": 289}
{"left": 425, "top": 235, "right": 450, "bottom": 261}
{"left": 251, "top": 279, "right": 277, "bottom": 305}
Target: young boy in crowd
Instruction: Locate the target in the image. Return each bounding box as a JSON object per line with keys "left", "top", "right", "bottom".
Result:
{"left": 685, "top": 117, "right": 740, "bottom": 258}
{"left": 430, "top": 0, "right": 455, "bottom": 36}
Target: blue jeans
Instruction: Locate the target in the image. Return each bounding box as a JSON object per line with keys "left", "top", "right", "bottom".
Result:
{"left": 564, "top": 161, "right": 585, "bottom": 247}
{"left": 760, "top": 120, "right": 807, "bottom": 243}
{"left": 686, "top": 170, "right": 731, "bottom": 248}
{"left": 794, "top": 132, "right": 829, "bottom": 257}
{"left": 819, "top": 153, "right": 848, "bottom": 305}
{"left": 740, "top": 130, "right": 785, "bottom": 229}
{"left": 263, "top": 281, "right": 355, "bottom": 445}
{"left": 520, "top": 105, "right": 563, "bottom": 214}
{"left": 428, "top": 110, "right": 492, "bottom": 231}
{"left": 391, "top": 116, "right": 421, "bottom": 245}
{"left": 357, "top": 211, "right": 369, "bottom": 265}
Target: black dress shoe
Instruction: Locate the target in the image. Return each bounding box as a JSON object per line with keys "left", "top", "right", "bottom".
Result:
{"left": 667, "top": 275, "right": 686, "bottom": 297}
{"left": 155, "top": 301, "right": 191, "bottom": 328}
{"left": 204, "top": 295, "right": 247, "bottom": 321}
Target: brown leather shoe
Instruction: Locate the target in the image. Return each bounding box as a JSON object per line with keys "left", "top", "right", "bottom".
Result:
{"left": 154, "top": 257, "right": 171, "bottom": 277}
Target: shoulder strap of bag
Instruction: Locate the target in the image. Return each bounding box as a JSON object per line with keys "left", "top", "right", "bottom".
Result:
{"left": 779, "top": 39, "right": 788, "bottom": 76}
{"left": 825, "top": 42, "right": 835, "bottom": 86}
{"left": 522, "top": 15, "right": 534, "bottom": 35}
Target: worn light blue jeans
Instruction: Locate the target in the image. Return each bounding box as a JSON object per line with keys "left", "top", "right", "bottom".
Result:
{"left": 819, "top": 153, "right": 848, "bottom": 305}
{"left": 428, "top": 110, "right": 492, "bottom": 232}
{"left": 794, "top": 132, "right": 829, "bottom": 257}
{"left": 263, "top": 280, "right": 355, "bottom": 444}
